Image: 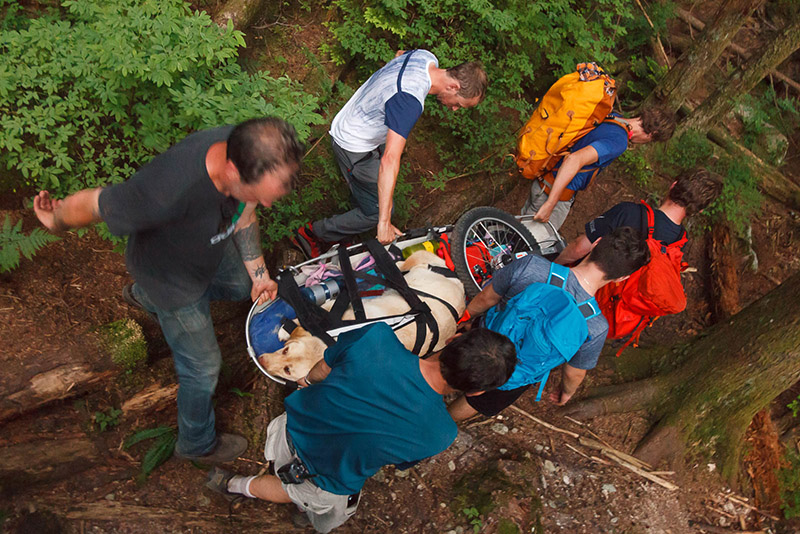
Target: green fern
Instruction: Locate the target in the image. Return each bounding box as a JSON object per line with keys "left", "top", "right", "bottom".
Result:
{"left": 0, "top": 215, "right": 60, "bottom": 273}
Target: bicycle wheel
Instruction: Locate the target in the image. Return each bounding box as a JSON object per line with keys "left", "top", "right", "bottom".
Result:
{"left": 451, "top": 207, "right": 540, "bottom": 297}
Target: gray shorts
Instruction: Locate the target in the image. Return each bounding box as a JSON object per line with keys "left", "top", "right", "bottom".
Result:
{"left": 521, "top": 181, "right": 574, "bottom": 231}
{"left": 264, "top": 413, "right": 360, "bottom": 533}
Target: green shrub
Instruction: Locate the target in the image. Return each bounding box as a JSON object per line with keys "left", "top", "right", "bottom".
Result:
{"left": 737, "top": 89, "right": 798, "bottom": 166}
{"left": 779, "top": 395, "right": 800, "bottom": 518}
{"left": 616, "top": 146, "right": 654, "bottom": 189}
{"left": 705, "top": 155, "right": 762, "bottom": 236}
{"left": 0, "top": 0, "right": 323, "bottom": 196}
{"left": 0, "top": 214, "right": 60, "bottom": 273}
{"left": 657, "top": 129, "right": 715, "bottom": 177}
{"left": 324, "top": 0, "right": 637, "bottom": 177}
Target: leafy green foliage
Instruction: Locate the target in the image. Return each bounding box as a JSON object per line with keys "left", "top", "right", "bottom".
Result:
{"left": 229, "top": 387, "right": 253, "bottom": 398}
{"left": 657, "top": 129, "right": 715, "bottom": 177}
{"left": 626, "top": 55, "right": 669, "bottom": 102}
{"left": 124, "top": 426, "right": 177, "bottom": 480}
{"left": 324, "top": 0, "right": 637, "bottom": 178}
{"left": 462, "top": 506, "right": 483, "bottom": 533}
{"left": 616, "top": 146, "right": 654, "bottom": 189}
{"left": 0, "top": 215, "right": 60, "bottom": 273}
{"left": 0, "top": 0, "right": 323, "bottom": 196}
{"left": 93, "top": 407, "right": 122, "bottom": 432}
{"left": 704, "top": 156, "right": 762, "bottom": 236}
{"left": 779, "top": 395, "right": 800, "bottom": 518}
{"left": 738, "top": 89, "right": 799, "bottom": 166}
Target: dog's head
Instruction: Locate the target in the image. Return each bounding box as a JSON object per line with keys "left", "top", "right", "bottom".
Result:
{"left": 257, "top": 326, "right": 327, "bottom": 382}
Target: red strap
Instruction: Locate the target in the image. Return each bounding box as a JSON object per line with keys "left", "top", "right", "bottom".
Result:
{"left": 639, "top": 200, "right": 655, "bottom": 240}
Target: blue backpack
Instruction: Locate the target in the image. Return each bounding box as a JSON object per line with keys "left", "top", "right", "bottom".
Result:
{"left": 485, "top": 262, "right": 601, "bottom": 400}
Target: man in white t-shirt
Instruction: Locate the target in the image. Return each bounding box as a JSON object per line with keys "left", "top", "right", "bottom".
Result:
{"left": 292, "top": 49, "right": 488, "bottom": 256}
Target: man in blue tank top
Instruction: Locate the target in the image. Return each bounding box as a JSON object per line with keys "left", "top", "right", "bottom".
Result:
{"left": 292, "top": 49, "right": 488, "bottom": 256}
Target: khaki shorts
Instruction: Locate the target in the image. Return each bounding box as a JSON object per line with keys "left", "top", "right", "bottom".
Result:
{"left": 521, "top": 181, "right": 575, "bottom": 231}
{"left": 264, "top": 413, "right": 360, "bottom": 533}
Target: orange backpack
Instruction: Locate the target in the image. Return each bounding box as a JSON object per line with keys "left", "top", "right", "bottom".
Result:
{"left": 595, "top": 201, "right": 688, "bottom": 355}
{"left": 516, "top": 63, "right": 626, "bottom": 199}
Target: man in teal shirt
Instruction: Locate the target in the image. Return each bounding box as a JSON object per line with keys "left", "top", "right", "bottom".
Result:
{"left": 207, "top": 323, "right": 515, "bottom": 533}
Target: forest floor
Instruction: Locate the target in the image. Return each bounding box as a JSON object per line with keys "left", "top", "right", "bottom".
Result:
{"left": 3, "top": 2, "right": 800, "bottom": 533}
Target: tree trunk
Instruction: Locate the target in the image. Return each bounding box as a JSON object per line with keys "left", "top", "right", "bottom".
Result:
{"left": 0, "top": 437, "right": 104, "bottom": 491}
{"left": 709, "top": 223, "right": 740, "bottom": 322}
{"left": 680, "top": 16, "right": 800, "bottom": 133}
{"left": 648, "top": 1, "right": 763, "bottom": 113}
{"left": 214, "top": 0, "right": 272, "bottom": 31}
{"left": 564, "top": 269, "right": 800, "bottom": 480}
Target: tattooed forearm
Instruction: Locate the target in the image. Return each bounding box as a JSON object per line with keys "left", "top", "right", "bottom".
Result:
{"left": 233, "top": 222, "right": 262, "bottom": 262}
{"left": 253, "top": 264, "right": 266, "bottom": 278}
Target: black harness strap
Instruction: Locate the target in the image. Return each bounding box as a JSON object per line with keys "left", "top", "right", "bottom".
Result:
{"left": 365, "top": 240, "right": 439, "bottom": 354}
{"left": 338, "top": 247, "right": 367, "bottom": 322}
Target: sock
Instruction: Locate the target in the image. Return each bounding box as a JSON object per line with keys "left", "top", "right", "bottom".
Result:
{"left": 227, "top": 475, "right": 258, "bottom": 498}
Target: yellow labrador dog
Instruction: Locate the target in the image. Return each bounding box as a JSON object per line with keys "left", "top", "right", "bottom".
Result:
{"left": 258, "top": 250, "right": 465, "bottom": 381}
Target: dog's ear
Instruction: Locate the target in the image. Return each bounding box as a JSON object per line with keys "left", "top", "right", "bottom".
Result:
{"left": 289, "top": 326, "right": 310, "bottom": 340}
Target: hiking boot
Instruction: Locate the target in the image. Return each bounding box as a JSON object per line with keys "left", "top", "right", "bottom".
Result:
{"left": 122, "top": 283, "right": 157, "bottom": 321}
{"left": 205, "top": 466, "right": 246, "bottom": 503}
{"left": 174, "top": 433, "right": 248, "bottom": 464}
{"left": 290, "top": 223, "right": 329, "bottom": 259}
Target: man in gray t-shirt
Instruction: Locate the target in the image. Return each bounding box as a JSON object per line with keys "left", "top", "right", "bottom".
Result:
{"left": 448, "top": 227, "right": 650, "bottom": 421}
{"left": 33, "top": 118, "right": 303, "bottom": 463}
{"left": 291, "top": 50, "right": 488, "bottom": 257}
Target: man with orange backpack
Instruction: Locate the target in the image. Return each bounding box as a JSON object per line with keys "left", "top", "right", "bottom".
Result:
{"left": 555, "top": 168, "right": 721, "bottom": 352}
{"left": 515, "top": 63, "right": 676, "bottom": 231}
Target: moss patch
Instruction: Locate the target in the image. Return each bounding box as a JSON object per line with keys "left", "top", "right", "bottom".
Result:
{"left": 98, "top": 318, "right": 147, "bottom": 371}
{"left": 451, "top": 459, "right": 542, "bottom": 532}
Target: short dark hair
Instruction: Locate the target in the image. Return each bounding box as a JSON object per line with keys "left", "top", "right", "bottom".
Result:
{"left": 668, "top": 168, "right": 722, "bottom": 215}
{"left": 588, "top": 226, "right": 650, "bottom": 280}
{"left": 439, "top": 328, "right": 516, "bottom": 393}
{"left": 226, "top": 117, "right": 304, "bottom": 184}
{"left": 446, "top": 62, "right": 488, "bottom": 102}
{"left": 639, "top": 105, "right": 676, "bottom": 142}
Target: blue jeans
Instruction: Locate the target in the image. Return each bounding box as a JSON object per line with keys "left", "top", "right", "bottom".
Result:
{"left": 132, "top": 241, "right": 251, "bottom": 456}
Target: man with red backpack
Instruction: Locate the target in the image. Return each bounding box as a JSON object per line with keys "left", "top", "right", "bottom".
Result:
{"left": 555, "top": 168, "right": 721, "bottom": 352}
{"left": 448, "top": 227, "right": 650, "bottom": 421}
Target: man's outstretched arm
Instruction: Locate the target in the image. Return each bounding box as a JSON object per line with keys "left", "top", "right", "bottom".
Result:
{"left": 376, "top": 129, "right": 407, "bottom": 244}
{"left": 533, "top": 145, "right": 599, "bottom": 223}
{"left": 34, "top": 189, "right": 103, "bottom": 232}
{"left": 554, "top": 233, "right": 593, "bottom": 265}
{"left": 233, "top": 202, "right": 277, "bottom": 304}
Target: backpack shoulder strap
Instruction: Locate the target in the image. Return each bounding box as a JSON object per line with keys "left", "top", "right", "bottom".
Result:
{"left": 547, "top": 262, "right": 570, "bottom": 289}
{"left": 397, "top": 50, "right": 415, "bottom": 92}
{"left": 577, "top": 297, "right": 602, "bottom": 320}
{"left": 639, "top": 200, "right": 655, "bottom": 240}
{"left": 603, "top": 115, "right": 631, "bottom": 134}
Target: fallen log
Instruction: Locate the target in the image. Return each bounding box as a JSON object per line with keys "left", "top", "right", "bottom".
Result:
{"left": 55, "top": 501, "right": 301, "bottom": 531}
{"left": 121, "top": 383, "right": 178, "bottom": 416}
{"left": 706, "top": 126, "right": 800, "bottom": 210}
{"left": 0, "top": 437, "right": 101, "bottom": 491}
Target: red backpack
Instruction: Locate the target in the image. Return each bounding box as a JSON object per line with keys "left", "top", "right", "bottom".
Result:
{"left": 595, "top": 201, "right": 688, "bottom": 355}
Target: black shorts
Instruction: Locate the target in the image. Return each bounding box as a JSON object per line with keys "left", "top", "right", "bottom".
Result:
{"left": 466, "top": 384, "right": 530, "bottom": 417}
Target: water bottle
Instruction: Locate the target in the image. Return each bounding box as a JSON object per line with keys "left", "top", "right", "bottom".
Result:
{"left": 401, "top": 240, "right": 438, "bottom": 259}
{"left": 300, "top": 279, "right": 342, "bottom": 305}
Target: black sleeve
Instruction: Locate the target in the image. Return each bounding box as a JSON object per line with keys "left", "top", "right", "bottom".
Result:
{"left": 98, "top": 161, "right": 187, "bottom": 236}
{"left": 585, "top": 202, "right": 640, "bottom": 243}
